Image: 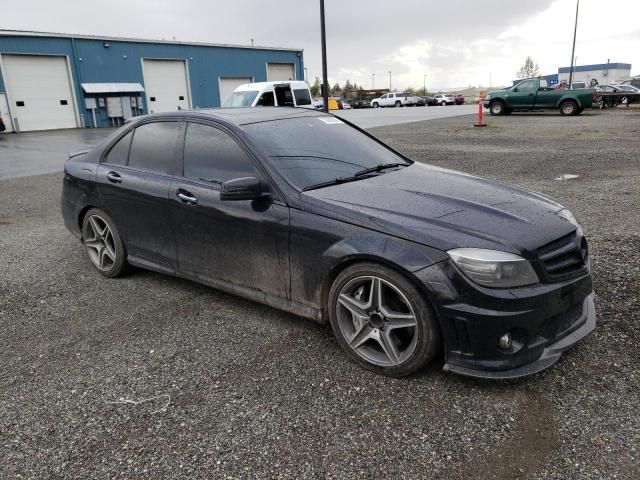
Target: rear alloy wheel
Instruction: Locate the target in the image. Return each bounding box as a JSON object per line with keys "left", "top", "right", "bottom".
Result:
{"left": 81, "top": 208, "right": 128, "bottom": 277}
{"left": 328, "top": 263, "right": 440, "bottom": 377}
{"left": 489, "top": 100, "right": 505, "bottom": 115}
{"left": 559, "top": 100, "right": 579, "bottom": 116}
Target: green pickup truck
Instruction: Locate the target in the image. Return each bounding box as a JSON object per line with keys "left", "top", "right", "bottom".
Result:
{"left": 484, "top": 78, "right": 594, "bottom": 116}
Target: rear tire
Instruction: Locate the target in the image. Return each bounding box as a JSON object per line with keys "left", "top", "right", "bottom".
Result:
{"left": 81, "top": 208, "right": 129, "bottom": 278}
{"left": 559, "top": 100, "right": 579, "bottom": 116}
{"left": 489, "top": 100, "right": 505, "bottom": 115}
{"left": 440, "top": 101, "right": 447, "bottom": 106}
{"left": 395, "top": 100, "right": 402, "bottom": 107}
{"left": 328, "top": 262, "right": 440, "bottom": 377}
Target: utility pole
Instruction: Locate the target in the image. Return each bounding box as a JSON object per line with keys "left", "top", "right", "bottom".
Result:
{"left": 423, "top": 74, "right": 427, "bottom": 96}
{"left": 372, "top": 73, "right": 375, "bottom": 89}
{"left": 568, "top": 0, "right": 579, "bottom": 89}
{"left": 319, "top": 0, "right": 329, "bottom": 112}
{"left": 388, "top": 70, "right": 392, "bottom": 91}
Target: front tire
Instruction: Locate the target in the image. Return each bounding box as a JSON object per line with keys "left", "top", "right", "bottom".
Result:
{"left": 440, "top": 101, "right": 447, "bottom": 106}
{"left": 328, "top": 262, "right": 440, "bottom": 377}
{"left": 372, "top": 102, "right": 379, "bottom": 108}
{"left": 489, "top": 100, "right": 506, "bottom": 115}
{"left": 81, "top": 208, "right": 128, "bottom": 277}
{"left": 395, "top": 100, "right": 402, "bottom": 107}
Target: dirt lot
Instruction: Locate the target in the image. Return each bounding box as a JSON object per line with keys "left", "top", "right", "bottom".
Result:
{"left": 1, "top": 110, "right": 638, "bottom": 479}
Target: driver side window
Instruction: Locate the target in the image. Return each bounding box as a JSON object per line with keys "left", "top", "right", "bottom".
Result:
{"left": 182, "top": 123, "right": 257, "bottom": 183}
{"left": 517, "top": 80, "right": 536, "bottom": 91}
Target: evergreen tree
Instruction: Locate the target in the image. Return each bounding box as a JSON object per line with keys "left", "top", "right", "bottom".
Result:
{"left": 517, "top": 56, "right": 540, "bottom": 79}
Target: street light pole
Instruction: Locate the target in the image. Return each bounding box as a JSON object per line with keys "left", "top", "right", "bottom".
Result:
{"left": 568, "top": 0, "right": 580, "bottom": 89}
{"left": 388, "top": 70, "right": 392, "bottom": 91}
{"left": 319, "top": 0, "right": 329, "bottom": 112}
{"left": 372, "top": 73, "right": 375, "bottom": 89}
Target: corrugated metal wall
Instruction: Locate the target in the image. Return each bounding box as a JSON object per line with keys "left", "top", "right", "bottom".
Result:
{"left": 0, "top": 33, "right": 304, "bottom": 129}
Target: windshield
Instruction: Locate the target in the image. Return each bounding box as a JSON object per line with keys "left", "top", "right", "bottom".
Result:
{"left": 243, "top": 116, "right": 409, "bottom": 190}
{"left": 223, "top": 91, "right": 259, "bottom": 107}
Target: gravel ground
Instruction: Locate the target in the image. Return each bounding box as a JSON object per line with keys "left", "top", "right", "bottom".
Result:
{"left": 1, "top": 110, "right": 638, "bottom": 479}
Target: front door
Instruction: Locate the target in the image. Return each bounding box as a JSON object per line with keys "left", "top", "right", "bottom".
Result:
{"left": 96, "top": 120, "right": 183, "bottom": 271}
{"left": 169, "top": 121, "right": 289, "bottom": 298}
{"left": 509, "top": 79, "right": 536, "bottom": 109}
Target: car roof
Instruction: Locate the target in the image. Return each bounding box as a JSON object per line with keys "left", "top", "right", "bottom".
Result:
{"left": 140, "top": 107, "right": 327, "bottom": 126}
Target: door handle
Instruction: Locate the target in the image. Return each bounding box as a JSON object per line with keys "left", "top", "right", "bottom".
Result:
{"left": 177, "top": 190, "right": 198, "bottom": 205}
{"left": 106, "top": 171, "right": 122, "bottom": 183}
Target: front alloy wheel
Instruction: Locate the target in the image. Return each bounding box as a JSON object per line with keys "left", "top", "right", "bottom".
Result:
{"left": 328, "top": 263, "right": 440, "bottom": 376}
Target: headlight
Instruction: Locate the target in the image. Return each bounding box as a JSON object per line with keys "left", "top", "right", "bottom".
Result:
{"left": 447, "top": 248, "right": 539, "bottom": 288}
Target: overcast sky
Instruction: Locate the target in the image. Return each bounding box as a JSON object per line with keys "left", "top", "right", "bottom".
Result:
{"left": 2, "top": 0, "right": 639, "bottom": 90}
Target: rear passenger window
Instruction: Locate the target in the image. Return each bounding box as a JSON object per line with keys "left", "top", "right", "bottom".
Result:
{"left": 293, "top": 89, "right": 311, "bottom": 106}
{"left": 128, "top": 122, "right": 181, "bottom": 174}
{"left": 183, "top": 123, "right": 257, "bottom": 183}
{"left": 105, "top": 130, "right": 133, "bottom": 165}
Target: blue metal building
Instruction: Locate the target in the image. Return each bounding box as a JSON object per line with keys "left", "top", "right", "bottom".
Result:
{"left": 0, "top": 30, "right": 304, "bottom": 132}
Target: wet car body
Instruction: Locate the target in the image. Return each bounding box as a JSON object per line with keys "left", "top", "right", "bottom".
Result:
{"left": 62, "top": 108, "right": 595, "bottom": 379}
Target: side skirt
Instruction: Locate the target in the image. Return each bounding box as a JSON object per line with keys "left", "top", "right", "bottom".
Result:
{"left": 127, "top": 255, "right": 325, "bottom": 324}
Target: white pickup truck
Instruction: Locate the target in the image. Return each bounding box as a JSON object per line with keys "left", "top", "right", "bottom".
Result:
{"left": 223, "top": 81, "right": 314, "bottom": 108}
{"left": 370, "top": 92, "right": 419, "bottom": 108}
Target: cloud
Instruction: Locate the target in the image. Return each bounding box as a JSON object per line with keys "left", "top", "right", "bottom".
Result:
{"left": 1, "top": 0, "right": 638, "bottom": 90}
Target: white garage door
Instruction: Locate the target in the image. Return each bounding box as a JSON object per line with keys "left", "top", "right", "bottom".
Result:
{"left": 219, "top": 77, "right": 252, "bottom": 106}
{"left": 267, "top": 63, "right": 296, "bottom": 81}
{"left": 2, "top": 54, "right": 77, "bottom": 131}
{"left": 142, "top": 59, "right": 190, "bottom": 113}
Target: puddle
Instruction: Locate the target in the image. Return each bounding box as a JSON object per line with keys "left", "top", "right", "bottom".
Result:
{"left": 554, "top": 174, "right": 580, "bottom": 181}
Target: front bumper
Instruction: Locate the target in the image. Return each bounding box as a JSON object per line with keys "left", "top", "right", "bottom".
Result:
{"left": 415, "top": 260, "right": 596, "bottom": 379}
{"left": 443, "top": 292, "right": 595, "bottom": 379}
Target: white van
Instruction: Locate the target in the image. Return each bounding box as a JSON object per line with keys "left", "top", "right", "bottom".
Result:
{"left": 222, "top": 81, "right": 314, "bottom": 108}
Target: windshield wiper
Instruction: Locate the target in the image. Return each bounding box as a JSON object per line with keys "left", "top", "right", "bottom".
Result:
{"left": 302, "top": 173, "right": 378, "bottom": 192}
{"left": 353, "top": 162, "right": 409, "bottom": 177}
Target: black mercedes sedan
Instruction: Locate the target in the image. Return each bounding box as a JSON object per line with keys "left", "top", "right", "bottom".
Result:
{"left": 61, "top": 108, "right": 595, "bottom": 379}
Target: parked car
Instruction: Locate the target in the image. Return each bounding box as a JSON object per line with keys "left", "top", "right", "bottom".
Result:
{"left": 223, "top": 81, "right": 313, "bottom": 109}
{"left": 619, "top": 78, "right": 640, "bottom": 89}
{"left": 350, "top": 99, "right": 372, "bottom": 109}
{"left": 452, "top": 94, "right": 465, "bottom": 105}
{"left": 484, "top": 78, "right": 594, "bottom": 115}
{"left": 62, "top": 107, "right": 595, "bottom": 379}
{"left": 339, "top": 99, "right": 352, "bottom": 109}
{"left": 370, "top": 92, "right": 418, "bottom": 108}
{"left": 421, "top": 96, "right": 437, "bottom": 106}
{"left": 433, "top": 94, "right": 456, "bottom": 106}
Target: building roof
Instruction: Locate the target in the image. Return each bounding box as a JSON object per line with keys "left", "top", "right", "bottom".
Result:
{"left": 558, "top": 63, "right": 631, "bottom": 73}
{"left": 0, "top": 30, "right": 303, "bottom": 53}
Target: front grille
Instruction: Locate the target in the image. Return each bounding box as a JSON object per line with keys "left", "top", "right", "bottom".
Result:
{"left": 540, "top": 301, "right": 584, "bottom": 339}
{"left": 537, "top": 232, "right": 589, "bottom": 282}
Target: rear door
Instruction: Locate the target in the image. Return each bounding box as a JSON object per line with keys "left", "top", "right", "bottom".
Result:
{"left": 96, "top": 120, "right": 183, "bottom": 271}
{"left": 509, "top": 80, "right": 536, "bottom": 109}
{"left": 169, "top": 121, "right": 289, "bottom": 297}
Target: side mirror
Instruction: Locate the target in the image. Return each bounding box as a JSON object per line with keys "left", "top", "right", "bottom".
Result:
{"left": 220, "top": 176, "right": 268, "bottom": 201}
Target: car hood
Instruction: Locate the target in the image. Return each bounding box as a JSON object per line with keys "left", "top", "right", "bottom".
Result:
{"left": 301, "top": 163, "right": 575, "bottom": 255}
